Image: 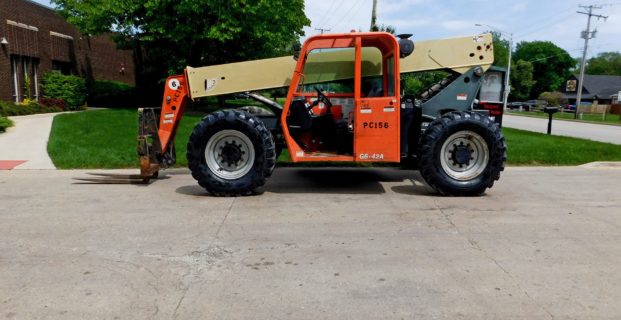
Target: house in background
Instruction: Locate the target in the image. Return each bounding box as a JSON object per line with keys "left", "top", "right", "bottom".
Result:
{"left": 561, "top": 74, "right": 621, "bottom": 105}
{"left": 611, "top": 93, "right": 621, "bottom": 115}
{"left": 0, "top": 0, "right": 135, "bottom": 103}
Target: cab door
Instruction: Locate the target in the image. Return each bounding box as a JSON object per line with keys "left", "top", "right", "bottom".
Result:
{"left": 354, "top": 38, "right": 400, "bottom": 162}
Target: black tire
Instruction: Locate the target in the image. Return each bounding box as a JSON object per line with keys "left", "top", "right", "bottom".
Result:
{"left": 187, "top": 109, "right": 276, "bottom": 196}
{"left": 419, "top": 111, "right": 506, "bottom": 196}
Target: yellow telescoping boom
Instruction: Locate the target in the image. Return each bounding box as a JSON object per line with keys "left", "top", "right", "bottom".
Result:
{"left": 185, "top": 34, "right": 494, "bottom": 99}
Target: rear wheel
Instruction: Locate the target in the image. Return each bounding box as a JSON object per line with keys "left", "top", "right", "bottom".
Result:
{"left": 419, "top": 111, "right": 506, "bottom": 196}
{"left": 187, "top": 110, "right": 276, "bottom": 196}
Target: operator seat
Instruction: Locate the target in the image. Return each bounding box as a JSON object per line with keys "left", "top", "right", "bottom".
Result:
{"left": 286, "top": 97, "right": 314, "bottom": 149}
{"left": 287, "top": 96, "right": 313, "bottom": 132}
{"left": 287, "top": 96, "right": 341, "bottom": 151}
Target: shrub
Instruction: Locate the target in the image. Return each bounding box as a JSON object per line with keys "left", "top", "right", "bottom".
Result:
{"left": 0, "top": 116, "right": 13, "bottom": 132}
{"left": 39, "top": 97, "right": 68, "bottom": 111}
{"left": 538, "top": 91, "right": 566, "bottom": 107}
{"left": 88, "top": 80, "right": 139, "bottom": 108}
{"left": 42, "top": 72, "right": 87, "bottom": 110}
{"left": 0, "top": 100, "right": 64, "bottom": 117}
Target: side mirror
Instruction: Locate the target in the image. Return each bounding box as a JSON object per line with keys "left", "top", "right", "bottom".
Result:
{"left": 397, "top": 34, "right": 414, "bottom": 58}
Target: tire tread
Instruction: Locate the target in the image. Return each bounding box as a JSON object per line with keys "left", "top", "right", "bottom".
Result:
{"left": 187, "top": 109, "right": 276, "bottom": 196}
{"left": 419, "top": 111, "right": 506, "bottom": 196}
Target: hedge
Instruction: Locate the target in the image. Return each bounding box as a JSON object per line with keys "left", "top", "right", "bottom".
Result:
{"left": 42, "top": 72, "right": 87, "bottom": 110}
{"left": 88, "top": 80, "right": 139, "bottom": 108}
{"left": 0, "top": 100, "right": 65, "bottom": 117}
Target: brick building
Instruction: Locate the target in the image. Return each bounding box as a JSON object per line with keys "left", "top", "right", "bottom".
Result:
{"left": 0, "top": 0, "right": 135, "bottom": 103}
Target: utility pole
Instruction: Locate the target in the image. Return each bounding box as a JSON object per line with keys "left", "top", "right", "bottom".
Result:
{"left": 314, "top": 28, "right": 331, "bottom": 35}
{"left": 575, "top": 5, "right": 607, "bottom": 119}
{"left": 370, "top": 0, "right": 378, "bottom": 31}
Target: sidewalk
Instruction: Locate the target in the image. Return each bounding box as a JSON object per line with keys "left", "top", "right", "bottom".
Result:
{"left": 0, "top": 113, "right": 58, "bottom": 169}
{"left": 503, "top": 114, "right": 621, "bottom": 145}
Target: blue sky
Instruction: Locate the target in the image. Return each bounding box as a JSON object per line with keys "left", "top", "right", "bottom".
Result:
{"left": 33, "top": 0, "right": 621, "bottom": 58}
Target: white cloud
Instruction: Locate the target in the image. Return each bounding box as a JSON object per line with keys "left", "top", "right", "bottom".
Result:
{"left": 441, "top": 19, "right": 480, "bottom": 32}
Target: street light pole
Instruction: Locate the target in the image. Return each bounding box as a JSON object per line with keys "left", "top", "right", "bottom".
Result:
{"left": 475, "top": 24, "right": 512, "bottom": 112}
{"left": 505, "top": 34, "right": 513, "bottom": 113}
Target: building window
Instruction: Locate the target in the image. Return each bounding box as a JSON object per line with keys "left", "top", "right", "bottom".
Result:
{"left": 10, "top": 55, "right": 40, "bottom": 102}
{"left": 52, "top": 61, "right": 72, "bottom": 75}
{"left": 11, "top": 57, "right": 19, "bottom": 103}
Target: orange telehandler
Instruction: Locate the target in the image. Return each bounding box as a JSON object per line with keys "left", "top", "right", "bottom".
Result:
{"left": 129, "top": 32, "right": 506, "bottom": 196}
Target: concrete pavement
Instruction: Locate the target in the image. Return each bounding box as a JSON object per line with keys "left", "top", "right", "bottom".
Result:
{"left": 0, "top": 113, "right": 58, "bottom": 169}
{"left": 503, "top": 114, "right": 621, "bottom": 145}
{"left": 1, "top": 166, "right": 621, "bottom": 319}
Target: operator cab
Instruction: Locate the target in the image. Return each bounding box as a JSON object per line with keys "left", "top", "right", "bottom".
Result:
{"left": 283, "top": 32, "right": 403, "bottom": 163}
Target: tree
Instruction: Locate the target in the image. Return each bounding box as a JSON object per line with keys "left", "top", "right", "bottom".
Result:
{"left": 509, "top": 60, "right": 535, "bottom": 101}
{"left": 402, "top": 71, "right": 450, "bottom": 96}
{"left": 52, "top": 0, "right": 310, "bottom": 102}
{"left": 490, "top": 31, "right": 510, "bottom": 68}
{"left": 373, "top": 24, "right": 396, "bottom": 34}
{"left": 585, "top": 52, "right": 621, "bottom": 76}
{"left": 513, "top": 41, "right": 574, "bottom": 98}
{"left": 538, "top": 91, "right": 566, "bottom": 107}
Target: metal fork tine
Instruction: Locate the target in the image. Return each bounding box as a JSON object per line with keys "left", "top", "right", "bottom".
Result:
{"left": 72, "top": 177, "right": 150, "bottom": 184}
{"left": 85, "top": 173, "right": 146, "bottom": 179}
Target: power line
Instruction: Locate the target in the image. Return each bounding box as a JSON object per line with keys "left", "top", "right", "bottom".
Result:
{"left": 513, "top": 8, "right": 576, "bottom": 38}
{"left": 332, "top": 0, "right": 366, "bottom": 31}
{"left": 526, "top": 47, "right": 583, "bottom": 63}
{"left": 575, "top": 4, "right": 608, "bottom": 118}
{"left": 320, "top": 0, "right": 347, "bottom": 30}
{"left": 315, "top": 1, "right": 339, "bottom": 29}
{"left": 588, "top": 1, "right": 621, "bottom": 6}
{"left": 514, "top": 12, "right": 576, "bottom": 40}
{"left": 314, "top": 27, "right": 331, "bottom": 35}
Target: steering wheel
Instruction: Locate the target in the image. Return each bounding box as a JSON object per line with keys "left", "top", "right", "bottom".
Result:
{"left": 307, "top": 86, "right": 333, "bottom": 112}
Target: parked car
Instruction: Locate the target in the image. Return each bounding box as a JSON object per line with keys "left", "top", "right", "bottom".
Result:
{"left": 522, "top": 100, "right": 550, "bottom": 111}
{"left": 563, "top": 104, "right": 576, "bottom": 112}
{"left": 508, "top": 101, "right": 531, "bottom": 111}
{"left": 564, "top": 102, "right": 591, "bottom": 112}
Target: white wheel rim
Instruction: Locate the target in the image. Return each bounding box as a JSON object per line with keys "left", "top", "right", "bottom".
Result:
{"left": 205, "top": 130, "right": 255, "bottom": 180}
{"left": 439, "top": 131, "right": 489, "bottom": 181}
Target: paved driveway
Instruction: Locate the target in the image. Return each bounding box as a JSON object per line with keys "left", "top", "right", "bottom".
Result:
{"left": 1, "top": 166, "right": 621, "bottom": 319}
{"left": 503, "top": 114, "right": 621, "bottom": 145}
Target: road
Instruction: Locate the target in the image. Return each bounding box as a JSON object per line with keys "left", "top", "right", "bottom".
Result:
{"left": 2, "top": 166, "right": 621, "bottom": 319}
{"left": 503, "top": 114, "right": 621, "bottom": 145}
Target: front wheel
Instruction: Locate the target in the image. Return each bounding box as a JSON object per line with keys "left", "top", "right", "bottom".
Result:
{"left": 419, "top": 112, "right": 506, "bottom": 196}
{"left": 187, "top": 110, "right": 276, "bottom": 196}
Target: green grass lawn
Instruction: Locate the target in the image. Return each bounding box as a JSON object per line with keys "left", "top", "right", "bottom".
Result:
{"left": 502, "top": 127, "right": 621, "bottom": 165}
{"left": 508, "top": 111, "right": 621, "bottom": 126}
{"left": 48, "top": 109, "right": 621, "bottom": 168}
{"left": 48, "top": 109, "right": 203, "bottom": 168}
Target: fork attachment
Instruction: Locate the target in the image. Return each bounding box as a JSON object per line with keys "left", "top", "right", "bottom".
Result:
{"left": 138, "top": 107, "right": 164, "bottom": 180}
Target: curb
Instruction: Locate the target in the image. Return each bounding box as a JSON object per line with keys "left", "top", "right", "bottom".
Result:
{"left": 579, "top": 161, "right": 621, "bottom": 169}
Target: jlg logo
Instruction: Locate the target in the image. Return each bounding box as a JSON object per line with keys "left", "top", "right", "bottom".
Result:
{"left": 363, "top": 122, "right": 389, "bottom": 129}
